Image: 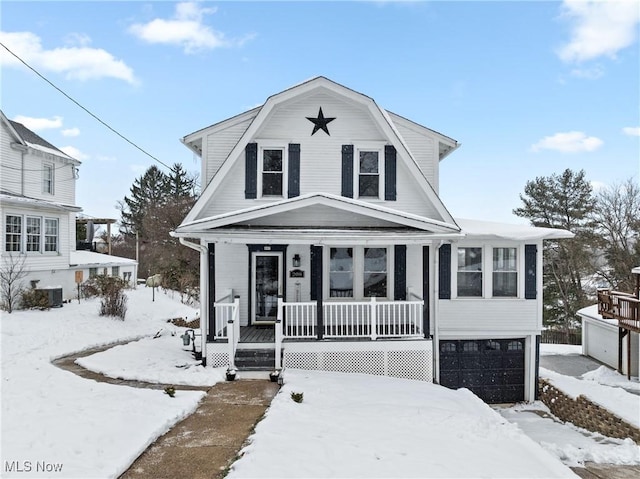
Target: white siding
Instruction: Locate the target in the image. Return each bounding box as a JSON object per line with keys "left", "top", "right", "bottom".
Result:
{"left": 392, "top": 119, "right": 438, "bottom": 192}
{"left": 22, "top": 154, "right": 76, "bottom": 205}
{"left": 204, "top": 117, "right": 253, "bottom": 186}
{"left": 0, "top": 122, "right": 23, "bottom": 195}
{"left": 214, "top": 243, "right": 249, "bottom": 325}
{"left": 438, "top": 299, "right": 539, "bottom": 335}
{"left": 197, "top": 91, "right": 443, "bottom": 221}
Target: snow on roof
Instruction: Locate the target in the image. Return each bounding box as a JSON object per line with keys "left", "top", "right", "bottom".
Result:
{"left": 9, "top": 120, "right": 78, "bottom": 163}
{"left": 0, "top": 191, "right": 81, "bottom": 212}
{"left": 70, "top": 250, "right": 137, "bottom": 267}
{"left": 632, "top": 266, "right": 640, "bottom": 275}
{"left": 455, "top": 218, "right": 574, "bottom": 241}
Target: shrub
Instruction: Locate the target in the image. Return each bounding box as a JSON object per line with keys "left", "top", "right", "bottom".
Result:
{"left": 20, "top": 288, "right": 49, "bottom": 310}
{"left": 83, "top": 275, "right": 128, "bottom": 320}
{"left": 290, "top": 391, "right": 304, "bottom": 403}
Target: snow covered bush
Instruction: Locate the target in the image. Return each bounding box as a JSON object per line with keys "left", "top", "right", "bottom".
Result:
{"left": 82, "top": 275, "right": 128, "bottom": 319}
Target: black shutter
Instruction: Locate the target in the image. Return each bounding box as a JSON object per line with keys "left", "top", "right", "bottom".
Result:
{"left": 245, "top": 142, "right": 257, "bottom": 199}
{"left": 310, "top": 245, "right": 323, "bottom": 300}
{"left": 341, "top": 145, "right": 354, "bottom": 198}
{"left": 525, "top": 244, "right": 537, "bottom": 299}
{"left": 207, "top": 243, "right": 216, "bottom": 342}
{"left": 439, "top": 243, "right": 451, "bottom": 300}
{"left": 394, "top": 245, "right": 406, "bottom": 300}
{"left": 422, "top": 245, "right": 430, "bottom": 338}
{"left": 288, "top": 143, "right": 300, "bottom": 198}
{"left": 385, "top": 145, "right": 397, "bottom": 201}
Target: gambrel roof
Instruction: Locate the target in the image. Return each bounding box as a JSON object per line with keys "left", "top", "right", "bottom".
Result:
{"left": 180, "top": 76, "right": 459, "bottom": 227}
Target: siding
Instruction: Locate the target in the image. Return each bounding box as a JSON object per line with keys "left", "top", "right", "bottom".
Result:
{"left": 391, "top": 118, "right": 438, "bottom": 192}
{"left": 204, "top": 116, "right": 254, "bottom": 186}
{"left": 0, "top": 122, "right": 23, "bottom": 195}
{"left": 214, "top": 243, "right": 250, "bottom": 325}
{"left": 198, "top": 92, "right": 443, "bottom": 221}
{"left": 438, "top": 299, "right": 539, "bottom": 334}
{"left": 22, "top": 154, "right": 76, "bottom": 205}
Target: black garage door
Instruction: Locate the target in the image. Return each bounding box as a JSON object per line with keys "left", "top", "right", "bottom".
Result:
{"left": 439, "top": 338, "right": 525, "bottom": 404}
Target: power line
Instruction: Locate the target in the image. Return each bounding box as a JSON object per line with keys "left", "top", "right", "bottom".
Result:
{"left": 0, "top": 41, "right": 172, "bottom": 171}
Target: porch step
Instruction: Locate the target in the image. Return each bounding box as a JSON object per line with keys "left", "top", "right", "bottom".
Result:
{"left": 234, "top": 348, "right": 275, "bottom": 370}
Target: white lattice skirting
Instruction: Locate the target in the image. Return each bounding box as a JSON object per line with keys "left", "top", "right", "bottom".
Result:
{"left": 205, "top": 343, "right": 230, "bottom": 368}
{"left": 283, "top": 340, "right": 433, "bottom": 381}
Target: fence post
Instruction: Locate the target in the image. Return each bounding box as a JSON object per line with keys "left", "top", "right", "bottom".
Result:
{"left": 227, "top": 317, "right": 235, "bottom": 370}
{"left": 275, "top": 296, "right": 283, "bottom": 369}
{"left": 370, "top": 297, "right": 377, "bottom": 340}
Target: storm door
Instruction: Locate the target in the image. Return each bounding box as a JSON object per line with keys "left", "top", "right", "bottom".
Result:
{"left": 251, "top": 252, "right": 283, "bottom": 324}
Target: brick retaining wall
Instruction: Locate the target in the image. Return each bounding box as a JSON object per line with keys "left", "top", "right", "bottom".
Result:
{"left": 539, "top": 379, "right": 640, "bottom": 443}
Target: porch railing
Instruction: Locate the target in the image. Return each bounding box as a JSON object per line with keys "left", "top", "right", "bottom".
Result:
{"left": 283, "top": 298, "right": 423, "bottom": 340}
{"left": 213, "top": 294, "right": 240, "bottom": 369}
{"left": 212, "top": 291, "right": 236, "bottom": 339}
{"left": 597, "top": 289, "right": 640, "bottom": 333}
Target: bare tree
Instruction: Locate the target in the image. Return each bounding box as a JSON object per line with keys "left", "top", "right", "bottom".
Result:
{"left": 0, "top": 254, "right": 28, "bottom": 313}
{"left": 592, "top": 179, "right": 640, "bottom": 291}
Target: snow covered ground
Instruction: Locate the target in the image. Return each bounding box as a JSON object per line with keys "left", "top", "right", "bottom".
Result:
{"left": 2, "top": 288, "right": 639, "bottom": 478}
{"left": 1, "top": 287, "right": 216, "bottom": 479}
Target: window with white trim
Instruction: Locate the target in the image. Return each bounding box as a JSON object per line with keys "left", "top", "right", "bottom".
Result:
{"left": 43, "top": 163, "right": 54, "bottom": 194}
{"left": 5, "top": 215, "right": 22, "bottom": 252}
{"left": 112, "top": 266, "right": 120, "bottom": 277}
{"left": 260, "top": 148, "right": 284, "bottom": 197}
{"left": 44, "top": 218, "right": 58, "bottom": 252}
{"left": 355, "top": 148, "right": 384, "bottom": 198}
{"left": 327, "top": 246, "right": 389, "bottom": 299}
{"left": 457, "top": 247, "right": 482, "bottom": 297}
{"left": 89, "top": 268, "right": 98, "bottom": 278}
{"left": 493, "top": 247, "right": 517, "bottom": 297}
{"left": 26, "top": 217, "right": 41, "bottom": 252}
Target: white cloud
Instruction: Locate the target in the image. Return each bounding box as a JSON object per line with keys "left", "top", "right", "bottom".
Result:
{"left": 557, "top": 0, "right": 640, "bottom": 63}
{"left": 12, "top": 115, "right": 62, "bottom": 131}
{"left": 569, "top": 65, "right": 604, "bottom": 79}
{"left": 61, "top": 127, "right": 80, "bottom": 137}
{"left": 531, "top": 131, "right": 604, "bottom": 153}
{"left": 622, "top": 126, "right": 640, "bottom": 137}
{"left": 0, "top": 31, "right": 138, "bottom": 84}
{"left": 128, "top": 1, "right": 240, "bottom": 53}
{"left": 60, "top": 146, "right": 89, "bottom": 161}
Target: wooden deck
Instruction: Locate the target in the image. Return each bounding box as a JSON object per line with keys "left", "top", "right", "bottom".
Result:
{"left": 240, "top": 325, "right": 275, "bottom": 343}
{"left": 597, "top": 289, "right": 640, "bottom": 333}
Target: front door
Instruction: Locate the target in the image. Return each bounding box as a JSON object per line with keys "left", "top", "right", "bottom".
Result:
{"left": 252, "top": 252, "right": 283, "bottom": 324}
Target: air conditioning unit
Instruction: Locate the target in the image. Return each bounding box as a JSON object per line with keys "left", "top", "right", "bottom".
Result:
{"left": 36, "top": 288, "right": 64, "bottom": 308}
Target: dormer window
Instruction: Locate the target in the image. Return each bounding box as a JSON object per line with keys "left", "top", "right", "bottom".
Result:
{"left": 43, "top": 163, "right": 54, "bottom": 194}
{"left": 260, "top": 148, "right": 284, "bottom": 197}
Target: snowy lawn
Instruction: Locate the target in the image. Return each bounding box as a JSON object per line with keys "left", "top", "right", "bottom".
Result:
{"left": 1, "top": 287, "right": 220, "bottom": 479}
{"left": 227, "top": 369, "right": 576, "bottom": 478}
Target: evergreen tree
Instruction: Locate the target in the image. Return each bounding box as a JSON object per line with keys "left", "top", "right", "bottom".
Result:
{"left": 119, "top": 165, "right": 169, "bottom": 236}
{"left": 513, "top": 169, "right": 596, "bottom": 332}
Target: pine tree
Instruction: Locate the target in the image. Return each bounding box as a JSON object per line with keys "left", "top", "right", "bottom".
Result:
{"left": 119, "top": 166, "right": 169, "bottom": 236}
{"left": 513, "top": 169, "right": 596, "bottom": 333}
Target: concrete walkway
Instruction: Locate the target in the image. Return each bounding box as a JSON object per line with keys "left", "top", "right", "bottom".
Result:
{"left": 120, "top": 380, "right": 280, "bottom": 479}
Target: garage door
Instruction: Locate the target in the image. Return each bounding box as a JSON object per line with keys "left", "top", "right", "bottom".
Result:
{"left": 439, "top": 339, "right": 525, "bottom": 404}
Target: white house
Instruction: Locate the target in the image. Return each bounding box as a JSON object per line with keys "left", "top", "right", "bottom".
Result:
{"left": 172, "top": 77, "right": 571, "bottom": 403}
{"left": 0, "top": 111, "right": 137, "bottom": 304}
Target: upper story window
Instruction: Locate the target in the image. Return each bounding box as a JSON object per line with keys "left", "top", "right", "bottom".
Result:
{"left": 43, "top": 164, "right": 54, "bottom": 194}
{"left": 4, "top": 214, "right": 59, "bottom": 254}
{"left": 457, "top": 247, "right": 482, "bottom": 297}
{"left": 5, "top": 215, "right": 22, "bottom": 252}
{"left": 493, "top": 247, "right": 517, "bottom": 297}
{"left": 260, "top": 148, "right": 284, "bottom": 197}
{"left": 358, "top": 150, "right": 381, "bottom": 198}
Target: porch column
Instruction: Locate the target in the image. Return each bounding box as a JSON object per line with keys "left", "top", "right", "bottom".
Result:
{"left": 311, "top": 245, "right": 323, "bottom": 340}
{"left": 207, "top": 243, "right": 216, "bottom": 342}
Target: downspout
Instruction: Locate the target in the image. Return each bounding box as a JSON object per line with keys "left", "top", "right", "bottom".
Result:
{"left": 178, "top": 237, "right": 209, "bottom": 362}
{"left": 433, "top": 240, "right": 443, "bottom": 384}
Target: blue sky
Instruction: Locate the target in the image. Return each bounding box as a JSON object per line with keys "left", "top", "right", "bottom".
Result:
{"left": 1, "top": 1, "right": 639, "bottom": 227}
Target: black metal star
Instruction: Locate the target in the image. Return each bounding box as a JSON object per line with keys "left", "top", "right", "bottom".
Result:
{"left": 306, "top": 107, "right": 335, "bottom": 136}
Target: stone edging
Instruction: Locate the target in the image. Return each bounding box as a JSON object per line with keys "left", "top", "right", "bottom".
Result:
{"left": 539, "top": 378, "right": 640, "bottom": 443}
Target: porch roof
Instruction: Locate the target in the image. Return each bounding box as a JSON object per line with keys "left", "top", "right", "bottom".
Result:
{"left": 172, "top": 192, "right": 461, "bottom": 236}
{"left": 456, "top": 218, "right": 574, "bottom": 240}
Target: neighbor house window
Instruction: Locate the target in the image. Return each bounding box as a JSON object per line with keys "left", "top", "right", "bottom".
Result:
{"left": 457, "top": 247, "right": 482, "bottom": 297}
{"left": 261, "top": 149, "right": 283, "bottom": 196}
{"left": 44, "top": 218, "right": 58, "bottom": 252}
{"left": 43, "top": 164, "right": 54, "bottom": 194}
{"left": 358, "top": 150, "right": 380, "bottom": 198}
{"left": 112, "top": 266, "right": 120, "bottom": 277}
{"left": 123, "top": 271, "right": 132, "bottom": 283}
{"left": 493, "top": 247, "right": 517, "bottom": 297}
{"left": 330, "top": 248, "right": 353, "bottom": 297}
{"left": 26, "top": 217, "right": 41, "bottom": 252}
{"left": 5, "top": 215, "right": 22, "bottom": 252}
{"left": 364, "top": 247, "right": 387, "bottom": 297}
{"left": 89, "top": 268, "right": 98, "bottom": 278}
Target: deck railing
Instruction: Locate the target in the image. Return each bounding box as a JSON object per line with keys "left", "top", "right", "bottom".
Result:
{"left": 213, "top": 292, "right": 236, "bottom": 339}
{"left": 597, "top": 289, "right": 640, "bottom": 333}
{"left": 213, "top": 295, "right": 240, "bottom": 368}
{"left": 283, "top": 298, "right": 423, "bottom": 340}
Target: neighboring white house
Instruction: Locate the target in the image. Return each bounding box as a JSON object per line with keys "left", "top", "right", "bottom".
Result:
{"left": 0, "top": 111, "right": 137, "bottom": 304}
{"left": 172, "top": 77, "right": 572, "bottom": 403}
{"left": 578, "top": 266, "right": 640, "bottom": 378}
